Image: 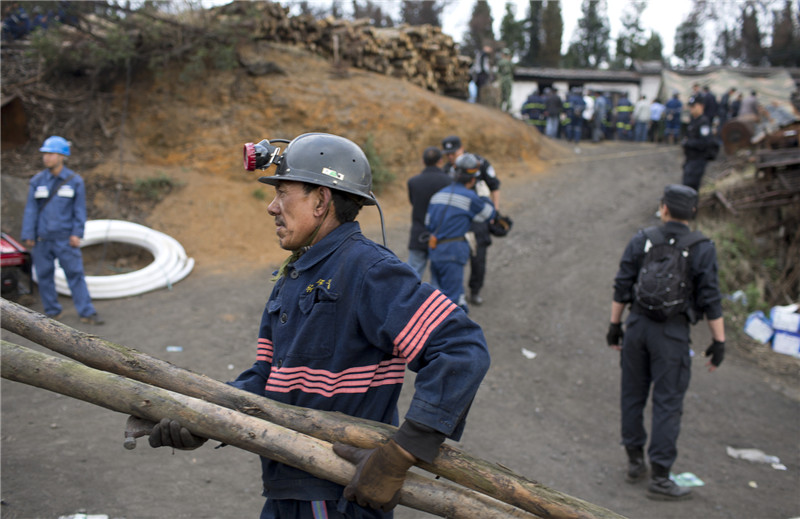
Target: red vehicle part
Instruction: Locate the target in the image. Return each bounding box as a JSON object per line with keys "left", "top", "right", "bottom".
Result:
{"left": 1, "top": 232, "right": 33, "bottom": 295}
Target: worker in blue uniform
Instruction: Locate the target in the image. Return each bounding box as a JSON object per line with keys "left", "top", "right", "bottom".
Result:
{"left": 425, "top": 153, "right": 496, "bottom": 311}
{"left": 565, "top": 88, "right": 586, "bottom": 145}
{"left": 615, "top": 93, "right": 633, "bottom": 141}
{"left": 440, "top": 135, "right": 500, "bottom": 306}
{"left": 607, "top": 184, "right": 725, "bottom": 501}
{"left": 140, "top": 133, "right": 491, "bottom": 519}
{"left": 521, "top": 89, "right": 545, "bottom": 133}
{"left": 21, "top": 136, "right": 102, "bottom": 324}
{"left": 663, "top": 92, "right": 683, "bottom": 145}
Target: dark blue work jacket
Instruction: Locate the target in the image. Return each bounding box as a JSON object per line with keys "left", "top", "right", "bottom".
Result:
{"left": 230, "top": 221, "right": 490, "bottom": 501}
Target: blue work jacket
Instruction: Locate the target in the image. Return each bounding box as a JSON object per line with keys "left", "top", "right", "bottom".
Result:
{"left": 230, "top": 221, "right": 490, "bottom": 501}
{"left": 21, "top": 167, "right": 86, "bottom": 242}
{"left": 425, "top": 182, "right": 495, "bottom": 263}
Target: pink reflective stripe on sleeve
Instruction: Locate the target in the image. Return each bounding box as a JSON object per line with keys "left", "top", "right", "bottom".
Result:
{"left": 393, "top": 290, "right": 456, "bottom": 362}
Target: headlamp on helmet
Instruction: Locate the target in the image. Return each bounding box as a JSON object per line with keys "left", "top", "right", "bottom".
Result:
{"left": 243, "top": 138, "right": 290, "bottom": 171}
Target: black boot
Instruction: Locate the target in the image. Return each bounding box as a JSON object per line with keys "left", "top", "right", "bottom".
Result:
{"left": 647, "top": 463, "right": 692, "bottom": 500}
{"left": 625, "top": 446, "right": 647, "bottom": 483}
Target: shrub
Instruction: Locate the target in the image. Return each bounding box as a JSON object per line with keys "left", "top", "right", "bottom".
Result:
{"left": 362, "top": 134, "right": 394, "bottom": 194}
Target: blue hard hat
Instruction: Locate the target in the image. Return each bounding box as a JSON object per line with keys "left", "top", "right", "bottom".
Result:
{"left": 39, "top": 136, "right": 71, "bottom": 156}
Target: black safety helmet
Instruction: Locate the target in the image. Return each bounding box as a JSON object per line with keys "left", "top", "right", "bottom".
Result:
{"left": 257, "top": 133, "right": 376, "bottom": 205}
{"left": 454, "top": 153, "right": 481, "bottom": 183}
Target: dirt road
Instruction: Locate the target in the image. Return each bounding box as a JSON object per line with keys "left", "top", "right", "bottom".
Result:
{"left": 2, "top": 141, "right": 798, "bottom": 519}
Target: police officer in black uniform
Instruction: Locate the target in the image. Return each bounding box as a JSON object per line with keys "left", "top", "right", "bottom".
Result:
{"left": 681, "top": 96, "right": 713, "bottom": 191}
{"left": 606, "top": 185, "right": 726, "bottom": 501}
{"left": 440, "top": 135, "right": 500, "bottom": 305}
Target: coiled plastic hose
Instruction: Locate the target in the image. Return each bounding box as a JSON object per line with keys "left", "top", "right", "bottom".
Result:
{"left": 42, "top": 219, "right": 195, "bottom": 299}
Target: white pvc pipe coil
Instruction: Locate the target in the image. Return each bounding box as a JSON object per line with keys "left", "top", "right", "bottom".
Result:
{"left": 42, "top": 219, "right": 195, "bottom": 299}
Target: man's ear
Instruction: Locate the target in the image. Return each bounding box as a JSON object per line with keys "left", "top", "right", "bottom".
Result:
{"left": 314, "top": 186, "right": 332, "bottom": 216}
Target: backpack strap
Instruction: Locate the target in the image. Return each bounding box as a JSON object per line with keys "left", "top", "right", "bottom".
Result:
{"left": 676, "top": 230, "right": 709, "bottom": 251}
{"left": 642, "top": 226, "right": 665, "bottom": 248}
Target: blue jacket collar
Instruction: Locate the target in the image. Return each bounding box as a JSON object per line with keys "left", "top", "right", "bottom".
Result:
{"left": 291, "top": 221, "right": 362, "bottom": 272}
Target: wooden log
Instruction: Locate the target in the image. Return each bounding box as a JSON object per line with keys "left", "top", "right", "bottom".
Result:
{"left": 1, "top": 341, "right": 537, "bottom": 519}
{"left": 0, "top": 298, "right": 627, "bottom": 519}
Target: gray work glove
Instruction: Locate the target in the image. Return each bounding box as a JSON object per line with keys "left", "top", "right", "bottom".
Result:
{"left": 135, "top": 417, "right": 207, "bottom": 450}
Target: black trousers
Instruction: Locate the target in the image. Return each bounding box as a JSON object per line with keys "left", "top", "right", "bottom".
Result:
{"left": 620, "top": 312, "right": 692, "bottom": 469}
{"left": 468, "top": 221, "right": 491, "bottom": 294}
{"left": 682, "top": 159, "right": 707, "bottom": 191}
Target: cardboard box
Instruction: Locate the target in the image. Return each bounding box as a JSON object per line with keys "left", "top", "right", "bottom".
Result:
{"left": 770, "top": 305, "right": 800, "bottom": 333}
{"left": 744, "top": 311, "right": 774, "bottom": 344}
{"left": 772, "top": 330, "right": 800, "bottom": 358}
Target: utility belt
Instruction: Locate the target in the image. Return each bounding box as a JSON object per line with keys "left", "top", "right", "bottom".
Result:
{"left": 427, "top": 232, "right": 477, "bottom": 256}
{"left": 631, "top": 301, "right": 697, "bottom": 324}
{"left": 428, "top": 235, "right": 464, "bottom": 248}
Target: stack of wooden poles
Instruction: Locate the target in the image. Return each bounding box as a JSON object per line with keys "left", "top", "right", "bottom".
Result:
{"left": 1, "top": 298, "right": 626, "bottom": 519}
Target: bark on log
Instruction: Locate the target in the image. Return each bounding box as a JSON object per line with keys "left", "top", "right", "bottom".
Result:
{"left": 1, "top": 341, "right": 537, "bottom": 519}
{"left": 0, "top": 298, "right": 627, "bottom": 519}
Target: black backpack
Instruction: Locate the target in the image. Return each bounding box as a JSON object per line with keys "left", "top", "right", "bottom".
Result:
{"left": 633, "top": 226, "right": 708, "bottom": 322}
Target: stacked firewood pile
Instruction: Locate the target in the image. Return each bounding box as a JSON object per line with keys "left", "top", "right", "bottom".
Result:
{"left": 213, "top": 2, "right": 471, "bottom": 97}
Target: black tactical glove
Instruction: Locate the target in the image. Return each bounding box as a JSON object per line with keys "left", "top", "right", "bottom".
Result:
{"left": 606, "top": 322, "right": 624, "bottom": 346}
{"left": 148, "top": 418, "right": 208, "bottom": 450}
{"left": 333, "top": 439, "right": 416, "bottom": 512}
{"left": 705, "top": 340, "right": 725, "bottom": 367}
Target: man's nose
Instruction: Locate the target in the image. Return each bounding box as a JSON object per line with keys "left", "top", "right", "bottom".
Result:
{"left": 267, "top": 197, "right": 279, "bottom": 215}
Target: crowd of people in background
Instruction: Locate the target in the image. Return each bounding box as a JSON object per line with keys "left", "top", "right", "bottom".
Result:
{"left": 1, "top": 1, "right": 76, "bottom": 41}
{"left": 520, "top": 82, "right": 764, "bottom": 147}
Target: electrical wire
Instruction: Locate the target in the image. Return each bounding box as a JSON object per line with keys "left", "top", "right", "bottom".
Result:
{"left": 40, "top": 220, "right": 195, "bottom": 299}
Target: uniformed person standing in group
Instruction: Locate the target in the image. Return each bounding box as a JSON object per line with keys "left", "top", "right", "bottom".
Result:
{"left": 406, "top": 146, "right": 452, "bottom": 283}
{"left": 663, "top": 92, "right": 683, "bottom": 145}
{"left": 614, "top": 92, "right": 633, "bottom": 140}
{"left": 440, "top": 135, "right": 500, "bottom": 306}
{"left": 681, "top": 96, "right": 713, "bottom": 191}
{"left": 521, "top": 89, "right": 545, "bottom": 133}
{"left": 606, "top": 184, "right": 726, "bottom": 501}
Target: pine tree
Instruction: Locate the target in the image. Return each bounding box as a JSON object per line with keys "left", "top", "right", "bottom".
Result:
{"left": 768, "top": 0, "right": 797, "bottom": 66}
{"left": 464, "top": 0, "right": 495, "bottom": 56}
{"left": 399, "top": 0, "right": 445, "bottom": 27}
{"left": 519, "top": 0, "right": 542, "bottom": 66}
{"left": 740, "top": 2, "right": 765, "bottom": 66}
{"left": 673, "top": 12, "right": 704, "bottom": 67}
{"left": 712, "top": 25, "right": 740, "bottom": 65}
{"left": 613, "top": 1, "right": 646, "bottom": 69}
{"left": 639, "top": 31, "right": 664, "bottom": 62}
{"left": 540, "top": 0, "right": 563, "bottom": 67}
{"left": 565, "top": 0, "right": 610, "bottom": 68}
{"left": 352, "top": 0, "right": 394, "bottom": 27}
{"left": 499, "top": 2, "right": 525, "bottom": 60}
